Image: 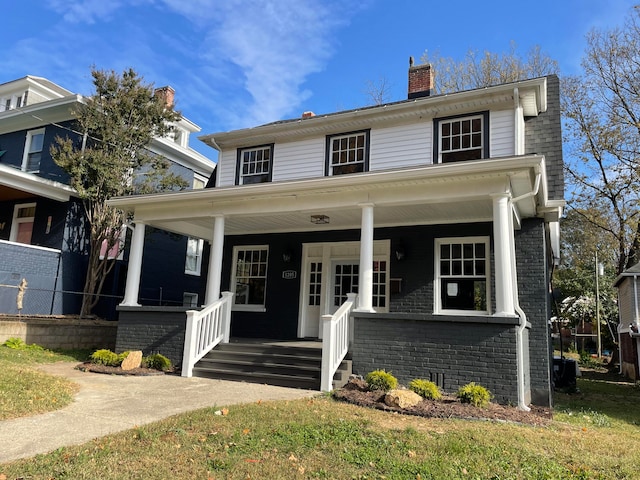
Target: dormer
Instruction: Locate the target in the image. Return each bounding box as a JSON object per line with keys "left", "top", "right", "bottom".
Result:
{"left": 0, "top": 76, "right": 72, "bottom": 113}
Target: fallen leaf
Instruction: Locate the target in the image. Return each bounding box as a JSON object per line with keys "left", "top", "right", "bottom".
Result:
{"left": 462, "top": 468, "right": 468, "bottom": 474}
{"left": 0, "top": 474, "right": 7, "bottom": 480}
{"left": 242, "top": 428, "right": 251, "bottom": 435}
{"left": 245, "top": 459, "right": 261, "bottom": 463}
{"left": 408, "top": 450, "right": 416, "bottom": 458}
{"left": 298, "top": 467, "right": 306, "bottom": 474}
{"left": 289, "top": 453, "right": 298, "bottom": 462}
{"left": 256, "top": 399, "right": 262, "bottom": 405}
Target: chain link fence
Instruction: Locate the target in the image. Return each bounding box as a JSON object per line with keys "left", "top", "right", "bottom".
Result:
{"left": 0, "top": 283, "right": 189, "bottom": 319}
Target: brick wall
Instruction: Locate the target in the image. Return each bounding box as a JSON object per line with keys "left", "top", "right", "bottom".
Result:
{"left": 515, "top": 218, "right": 552, "bottom": 406}
{"left": 116, "top": 306, "right": 188, "bottom": 367}
{"left": 351, "top": 312, "right": 520, "bottom": 405}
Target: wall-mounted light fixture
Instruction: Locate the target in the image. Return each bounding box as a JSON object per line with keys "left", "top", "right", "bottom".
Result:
{"left": 395, "top": 243, "right": 406, "bottom": 261}
{"left": 282, "top": 248, "right": 294, "bottom": 263}
{"left": 311, "top": 214, "right": 330, "bottom": 224}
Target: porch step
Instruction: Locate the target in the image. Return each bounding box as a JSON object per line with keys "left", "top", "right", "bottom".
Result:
{"left": 192, "top": 341, "right": 351, "bottom": 391}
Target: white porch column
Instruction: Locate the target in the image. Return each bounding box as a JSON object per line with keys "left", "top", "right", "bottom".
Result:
{"left": 357, "top": 203, "right": 375, "bottom": 312}
{"left": 492, "top": 194, "right": 515, "bottom": 316}
{"left": 120, "top": 221, "right": 145, "bottom": 306}
{"left": 205, "top": 215, "right": 225, "bottom": 305}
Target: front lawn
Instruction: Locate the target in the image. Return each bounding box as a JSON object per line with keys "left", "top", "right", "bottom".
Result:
{"left": 1, "top": 362, "right": 639, "bottom": 479}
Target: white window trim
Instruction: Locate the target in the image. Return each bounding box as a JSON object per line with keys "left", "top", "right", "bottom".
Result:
{"left": 326, "top": 130, "right": 369, "bottom": 176}
{"left": 434, "top": 236, "right": 491, "bottom": 316}
{"left": 231, "top": 245, "right": 269, "bottom": 312}
{"left": 9, "top": 202, "right": 36, "bottom": 243}
{"left": 437, "top": 114, "right": 485, "bottom": 163}
{"left": 193, "top": 174, "right": 207, "bottom": 189}
{"left": 237, "top": 145, "right": 273, "bottom": 185}
{"left": 185, "top": 237, "right": 204, "bottom": 276}
{"left": 21, "top": 128, "right": 45, "bottom": 172}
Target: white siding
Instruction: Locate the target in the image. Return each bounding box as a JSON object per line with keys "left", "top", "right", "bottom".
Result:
{"left": 217, "top": 150, "right": 237, "bottom": 187}
{"left": 619, "top": 279, "right": 638, "bottom": 325}
{"left": 370, "top": 122, "right": 432, "bottom": 171}
{"left": 490, "top": 110, "right": 515, "bottom": 157}
{"left": 272, "top": 138, "right": 325, "bottom": 182}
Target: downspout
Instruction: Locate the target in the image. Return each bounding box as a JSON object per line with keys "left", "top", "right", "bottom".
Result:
{"left": 509, "top": 169, "right": 542, "bottom": 412}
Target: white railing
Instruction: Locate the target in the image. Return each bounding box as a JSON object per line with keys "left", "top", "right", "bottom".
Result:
{"left": 320, "top": 293, "right": 357, "bottom": 392}
{"left": 181, "top": 291, "right": 234, "bottom": 377}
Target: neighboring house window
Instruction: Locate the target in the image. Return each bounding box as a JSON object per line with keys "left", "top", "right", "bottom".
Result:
{"left": 325, "top": 130, "right": 370, "bottom": 176}
{"left": 193, "top": 174, "right": 206, "bottom": 189}
{"left": 99, "top": 226, "right": 126, "bottom": 260}
{"left": 4, "top": 99, "right": 10, "bottom": 111}
{"left": 434, "top": 112, "right": 489, "bottom": 163}
{"left": 183, "top": 292, "right": 199, "bottom": 308}
{"left": 236, "top": 144, "right": 273, "bottom": 185}
{"left": 185, "top": 237, "right": 204, "bottom": 275}
{"left": 232, "top": 246, "right": 268, "bottom": 310}
{"left": 435, "top": 237, "right": 490, "bottom": 314}
{"left": 10, "top": 203, "right": 36, "bottom": 244}
{"left": 22, "top": 128, "right": 45, "bottom": 172}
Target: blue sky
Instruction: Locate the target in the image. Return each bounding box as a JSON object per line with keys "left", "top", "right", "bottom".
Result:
{"left": 4, "top": 0, "right": 637, "bottom": 159}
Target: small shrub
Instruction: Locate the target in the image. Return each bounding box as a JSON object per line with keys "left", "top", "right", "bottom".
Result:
{"left": 117, "top": 351, "right": 131, "bottom": 364}
{"left": 365, "top": 369, "right": 398, "bottom": 392}
{"left": 90, "top": 349, "right": 120, "bottom": 366}
{"left": 2, "top": 337, "right": 44, "bottom": 351}
{"left": 143, "top": 353, "right": 173, "bottom": 372}
{"left": 456, "top": 382, "right": 492, "bottom": 408}
{"left": 409, "top": 379, "right": 442, "bottom": 400}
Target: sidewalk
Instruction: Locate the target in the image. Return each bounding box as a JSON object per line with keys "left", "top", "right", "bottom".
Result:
{"left": 0, "top": 362, "right": 318, "bottom": 463}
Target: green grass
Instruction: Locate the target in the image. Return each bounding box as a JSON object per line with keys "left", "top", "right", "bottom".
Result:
{"left": 0, "top": 344, "right": 89, "bottom": 420}
{"left": 2, "top": 348, "right": 640, "bottom": 478}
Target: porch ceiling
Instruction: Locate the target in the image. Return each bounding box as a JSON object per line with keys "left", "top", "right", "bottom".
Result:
{"left": 109, "top": 155, "right": 550, "bottom": 240}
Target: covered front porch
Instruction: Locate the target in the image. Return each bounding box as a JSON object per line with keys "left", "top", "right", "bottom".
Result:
{"left": 109, "top": 155, "right": 560, "bottom": 403}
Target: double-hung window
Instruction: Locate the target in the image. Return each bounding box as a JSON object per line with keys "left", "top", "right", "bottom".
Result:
{"left": 22, "top": 128, "right": 45, "bottom": 172}
{"left": 185, "top": 237, "right": 204, "bottom": 275}
{"left": 435, "top": 237, "right": 490, "bottom": 314}
{"left": 325, "top": 130, "right": 370, "bottom": 176}
{"left": 435, "top": 113, "right": 488, "bottom": 163}
{"left": 232, "top": 246, "right": 268, "bottom": 310}
{"left": 236, "top": 144, "right": 273, "bottom": 185}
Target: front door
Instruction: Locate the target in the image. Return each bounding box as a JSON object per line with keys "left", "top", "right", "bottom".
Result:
{"left": 301, "top": 259, "right": 323, "bottom": 338}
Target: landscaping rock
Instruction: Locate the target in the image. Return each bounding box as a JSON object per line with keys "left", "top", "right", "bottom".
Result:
{"left": 384, "top": 389, "right": 422, "bottom": 409}
{"left": 121, "top": 350, "right": 143, "bottom": 371}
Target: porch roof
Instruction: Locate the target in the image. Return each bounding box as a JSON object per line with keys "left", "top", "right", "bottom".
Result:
{"left": 108, "top": 155, "right": 562, "bottom": 240}
{"left": 0, "top": 164, "right": 75, "bottom": 202}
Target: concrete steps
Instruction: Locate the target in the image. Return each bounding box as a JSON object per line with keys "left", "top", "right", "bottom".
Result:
{"left": 192, "top": 341, "right": 351, "bottom": 391}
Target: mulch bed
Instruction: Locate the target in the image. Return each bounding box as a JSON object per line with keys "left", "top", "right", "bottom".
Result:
{"left": 75, "top": 362, "right": 167, "bottom": 376}
{"left": 333, "top": 379, "right": 553, "bottom": 426}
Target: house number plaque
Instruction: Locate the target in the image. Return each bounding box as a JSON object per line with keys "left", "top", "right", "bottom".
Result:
{"left": 282, "top": 270, "right": 297, "bottom": 280}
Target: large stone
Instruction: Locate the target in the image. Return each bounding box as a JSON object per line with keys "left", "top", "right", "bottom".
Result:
{"left": 384, "top": 389, "right": 422, "bottom": 409}
{"left": 120, "top": 350, "right": 143, "bottom": 371}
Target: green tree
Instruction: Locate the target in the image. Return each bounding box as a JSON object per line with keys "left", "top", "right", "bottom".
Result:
{"left": 51, "top": 68, "right": 187, "bottom": 317}
{"left": 420, "top": 42, "right": 559, "bottom": 94}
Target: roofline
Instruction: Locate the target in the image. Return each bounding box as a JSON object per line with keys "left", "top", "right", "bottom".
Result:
{"left": 200, "top": 76, "right": 549, "bottom": 150}
{"left": 0, "top": 164, "right": 76, "bottom": 202}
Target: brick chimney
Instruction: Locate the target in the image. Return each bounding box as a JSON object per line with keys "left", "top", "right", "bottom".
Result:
{"left": 408, "top": 58, "right": 434, "bottom": 99}
{"left": 302, "top": 111, "right": 315, "bottom": 118}
{"left": 155, "top": 86, "right": 175, "bottom": 108}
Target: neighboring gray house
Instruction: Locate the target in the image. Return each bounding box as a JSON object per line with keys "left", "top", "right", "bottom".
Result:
{"left": 109, "top": 63, "right": 564, "bottom": 408}
{"left": 614, "top": 263, "right": 640, "bottom": 380}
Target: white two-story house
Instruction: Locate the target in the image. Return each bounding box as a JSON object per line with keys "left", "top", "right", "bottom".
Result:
{"left": 110, "top": 63, "right": 564, "bottom": 408}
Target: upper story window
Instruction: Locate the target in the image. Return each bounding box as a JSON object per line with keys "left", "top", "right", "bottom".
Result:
{"left": 185, "top": 237, "right": 204, "bottom": 276}
{"left": 325, "top": 130, "right": 370, "bottom": 176}
{"left": 193, "top": 174, "right": 206, "bottom": 190}
{"left": 435, "top": 237, "right": 490, "bottom": 315}
{"left": 236, "top": 144, "right": 273, "bottom": 185}
{"left": 434, "top": 113, "right": 489, "bottom": 163}
{"left": 232, "top": 246, "right": 268, "bottom": 311}
{"left": 22, "top": 128, "right": 45, "bottom": 172}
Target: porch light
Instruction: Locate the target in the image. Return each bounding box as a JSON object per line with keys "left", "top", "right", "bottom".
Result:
{"left": 311, "top": 214, "right": 330, "bottom": 224}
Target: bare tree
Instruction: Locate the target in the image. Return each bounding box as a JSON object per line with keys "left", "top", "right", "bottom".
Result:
{"left": 563, "top": 6, "right": 640, "bottom": 275}
{"left": 420, "top": 42, "right": 559, "bottom": 94}
{"left": 363, "top": 76, "right": 393, "bottom": 105}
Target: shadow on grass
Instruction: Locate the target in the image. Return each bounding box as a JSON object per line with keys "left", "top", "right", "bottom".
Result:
{"left": 555, "top": 367, "right": 640, "bottom": 428}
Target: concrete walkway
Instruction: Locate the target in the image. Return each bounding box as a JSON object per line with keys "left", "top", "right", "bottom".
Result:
{"left": 0, "top": 362, "right": 318, "bottom": 463}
